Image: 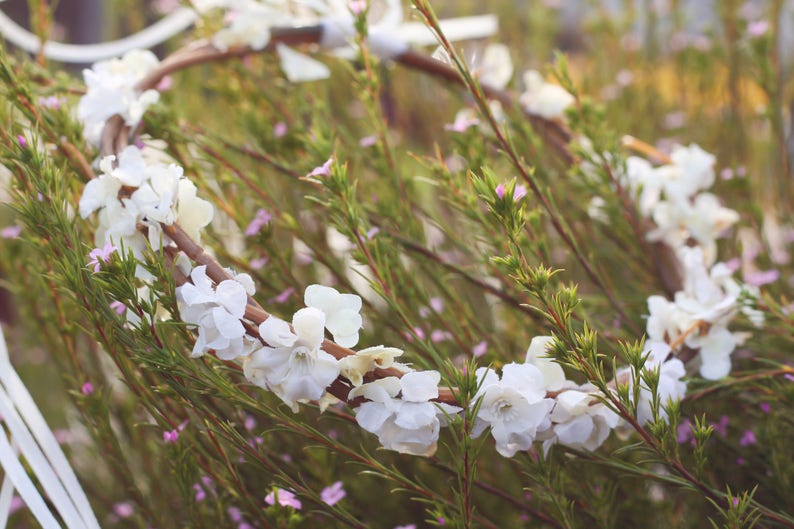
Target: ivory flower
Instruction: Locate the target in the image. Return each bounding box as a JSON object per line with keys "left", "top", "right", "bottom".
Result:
{"left": 177, "top": 265, "right": 256, "bottom": 360}
{"left": 519, "top": 70, "right": 575, "bottom": 120}
{"left": 471, "top": 364, "right": 555, "bottom": 457}
{"left": 78, "top": 49, "right": 160, "bottom": 146}
{"left": 244, "top": 308, "right": 340, "bottom": 412}
{"left": 304, "top": 284, "right": 363, "bottom": 347}
{"left": 351, "top": 371, "right": 460, "bottom": 456}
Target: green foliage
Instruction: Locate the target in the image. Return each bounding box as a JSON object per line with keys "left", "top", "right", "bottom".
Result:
{"left": 0, "top": 1, "right": 793, "bottom": 528}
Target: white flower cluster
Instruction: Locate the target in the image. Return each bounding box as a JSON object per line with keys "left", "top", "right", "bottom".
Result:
{"left": 647, "top": 247, "right": 759, "bottom": 379}
{"left": 623, "top": 144, "right": 739, "bottom": 264}
{"left": 519, "top": 70, "right": 575, "bottom": 121}
{"left": 192, "top": 0, "right": 293, "bottom": 51}
{"left": 178, "top": 265, "right": 259, "bottom": 359}
{"left": 78, "top": 49, "right": 161, "bottom": 146}
{"left": 472, "top": 336, "right": 685, "bottom": 457}
{"left": 78, "top": 145, "right": 214, "bottom": 278}
{"left": 620, "top": 144, "right": 762, "bottom": 379}
{"left": 351, "top": 371, "right": 461, "bottom": 457}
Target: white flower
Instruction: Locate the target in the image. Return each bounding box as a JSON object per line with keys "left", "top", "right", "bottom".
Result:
{"left": 525, "top": 336, "right": 566, "bottom": 391}
{"left": 244, "top": 308, "right": 340, "bottom": 412}
{"left": 666, "top": 143, "right": 716, "bottom": 200}
{"left": 622, "top": 156, "right": 663, "bottom": 217}
{"left": 645, "top": 247, "right": 753, "bottom": 380}
{"left": 519, "top": 70, "right": 575, "bottom": 120}
{"left": 177, "top": 265, "right": 256, "bottom": 360}
{"left": 276, "top": 43, "right": 330, "bottom": 82}
{"left": 688, "top": 326, "right": 740, "bottom": 380}
{"left": 471, "top": 364, "right": 555, "bottom": 457}
{"left": 540, "top": 386, "right": 619, "bottom": 452}
{"left": 78, "top": 49, "right": 160, "bottom": 146}
{"left": 338, "top": 345, "right": 405, "bottom": 386}
{"left": 79, "top": 174, "right": 122, "bottom": 218}
{"left": 304, "top": 284, "right": 363, "bottom": 347}
{"left": 350, "top": 371, "right": 460, "bottom": 457}
{"left": 176, "top": 179, "right": 214, "bottom": 242}
{"left": 615, "top": 342, "right": 687, "bottom": 425}
{"left": 648, "top": 194, "right": 739, "bottom": 264}
{"left": 209, "top": 1, "right": 291, "bottom": 51}
{"left": 474, "top": 43, "right": 513, "bottom": 89}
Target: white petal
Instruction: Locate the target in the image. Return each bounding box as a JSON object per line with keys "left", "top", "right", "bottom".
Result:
{"left": 215, "top": 280, "right": 248, "bottom": 319}
{"left": 400, "top": 371, "right": 440, "bottom": 402}
{"left": 292, "top": 307, "right": 326, "bottom": 348}
{"left": 259, "top": 317, "right": 297, "bottom": 347}
{"left": 277, "top": 43, "right": 331, "bottom": 83}
{"left": 212, "top": 307, "right": 245, "bottom": 340}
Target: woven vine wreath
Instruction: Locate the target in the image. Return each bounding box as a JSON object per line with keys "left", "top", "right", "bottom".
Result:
{"left": 69, "top": 1, "right": 766, "bottom": 461}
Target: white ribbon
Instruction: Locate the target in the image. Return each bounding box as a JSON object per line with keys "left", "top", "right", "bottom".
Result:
{"left": 0, "top": 327, "right": 100, "bottom": 529}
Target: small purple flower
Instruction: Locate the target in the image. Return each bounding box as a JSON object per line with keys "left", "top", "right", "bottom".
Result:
{"left": 274, "top": 287, "right": 295, "bottom": 304}
{"left": 109, "top": 300, "right": 127, "bottom": 315}
{"left": 437, "top": 517, "right": 446, "bottom": 526}
{"left": 495, "top": 183, "right": 506, "bottom": 199}
{"left": 250, "top": 256, "right": 268, "bottom": 270}
{"left": 193, "top": 483, "right": 206, "bottom": 502}
{"left": 38, "top": 95, "right": 62, "bottom": 109}
{"left": 244, "top": 415, "right": 257, "bottom": 431}
{"left": 712, "top": 415, "right": 729, "bottom": 437}
{"left": 760, "top": 402, "right": 771, "bottom": 414}
{"left": 748, "top": 20, "right": 769, "bottom": 37}
{"left": 1, "top": 225, "right": 22, "bottom": 239}
{"left": 265, "top": 488, "right": 302, "bottom": 510}
{"left": 472, "top": 340, "right": 488, "bottom": 358}
{"left": 163, "top": 429, "right": 179, "bottom": 443}
{"left": 359, "top": 135, "right": 377, "bottom": 147}
{"left": 513, "top": 184, "right": 527, "bottom": 201}
{"left": 430, "top": 329, "right": 451, "bottom": 343}
{"left": 81, "top": 382, "right": 94, "bottom": 396}
{"left": 366, "top": 227, "right": 380, "bottom": 240}
{"left": 227, "top": 506, "right": 243, "bottom": 522}
{"left": 273, "top": 121, "right": 288, "bottom": 138}
{"left": 9, "top": 496, "right": 23, "bottom": 515}
{"left": 320, "top": 481, "right": 346, "bottom": 506}
{"left": 245, "top": 208, "right": 273, "bottom": 236}
{"left": 739, "top": 430, "right": 757, "bottom": 446}
{"left": 307, "top": 157, "right": 333, "bottom": 178}
{"left": 676, "top": 419, "right": 694, "bottom": 444}
{"left": 348, "top": 0, "right": 367, "bottom": 16}
{"left": 736, "top": 457, "right": 746, "bottom": 466}
{"left": 155, "top": 75, "right": 173, "bottom": 91}
{"left": 743, "top": 269, "right": 779, "bottom": 286}
{"left": 732, "top": 497, "right": 740, "bottom": 507}
{"left": 113, "top": 502, "right": 134, "bottom": 518}
{"left": 17, "top": 135, "right": 27, "bottom": 148}
{"left": 429, "top": 297, "right": 444, "bottom": 312}
{"left": 444, "top": 114, "right": 479, "bottom": 133}
{"left": 87, "top": 242, "right": 117, "bottom": 272}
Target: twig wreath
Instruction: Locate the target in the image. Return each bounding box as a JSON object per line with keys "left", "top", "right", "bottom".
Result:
{"left": 65, "top": 0, "right": 766, "bottom": 465}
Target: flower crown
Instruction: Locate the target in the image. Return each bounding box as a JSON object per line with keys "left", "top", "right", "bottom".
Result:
{"left": 71, "top": 0, "right": 761, "bottom": 460}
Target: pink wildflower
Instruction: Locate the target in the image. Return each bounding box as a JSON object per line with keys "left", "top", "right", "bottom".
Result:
{"left": 245, "top": 208, "right": 272, "bottom": 236}
{"left": 472, "top": 340, "right": 488, "bottom": 358}
{"left": 88, "top": 241, "right": 117, "bottom": 272}
{"left": 81, "top": 382, "right": 94, "bottom": 395}
{"left": 1, "top": 225, "right": 22, "bottom": 239}
{"left": 109, "top": 300, "right": 127, "bottom": 315}
{"left": 163, "top": 429, "right": 179, "bottom": 443}
{"left": 320, "top": 481, "right": 346, "bottom": 506}
{"left": 265, "top": 488, "right": 302, "bottom": 510}
{"left": 308, "top": 157, "right": 333, "bottom": 178}
{"left": 273, "top": 121, "right": 288, "bottom": 138}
